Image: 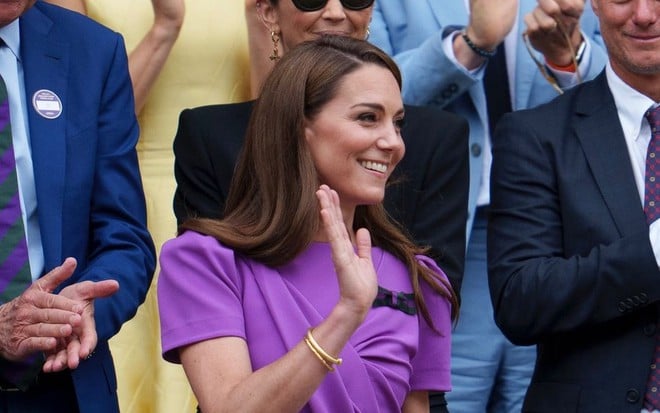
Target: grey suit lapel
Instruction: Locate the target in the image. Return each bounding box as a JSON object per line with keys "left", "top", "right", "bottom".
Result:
{"left": 575, "top": 73, "right": 647, "bottom": 237}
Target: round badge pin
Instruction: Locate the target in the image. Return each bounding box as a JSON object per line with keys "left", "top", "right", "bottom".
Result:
{"left": 32, "top": 89, "right": 63, "bottom": 119}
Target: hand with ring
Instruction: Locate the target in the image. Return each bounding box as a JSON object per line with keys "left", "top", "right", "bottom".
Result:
{"left": 41, "top": 258, "right": 119, "bottom": 372}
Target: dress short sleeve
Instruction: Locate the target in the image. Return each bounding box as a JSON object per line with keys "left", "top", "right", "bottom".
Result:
{"left": 410, "top": 255, "right": 453, "bottom": 391}
{"left": 158, "top": 230, "right": 245, "bottom": 363}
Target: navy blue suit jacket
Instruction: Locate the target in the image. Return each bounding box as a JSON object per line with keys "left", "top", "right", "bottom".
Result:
{"left": 488, "top": 72, "right": 660, "bottom": 412}
{"left": 13, "top": 3, "right": 156, "bottom": 411}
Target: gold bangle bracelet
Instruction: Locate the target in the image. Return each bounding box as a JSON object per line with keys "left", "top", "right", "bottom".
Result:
{"left": 304, "top": 336, "right": 334, "bottom": 372}
{"left": 306, "top": 329, "right": 343, "bottom": 366}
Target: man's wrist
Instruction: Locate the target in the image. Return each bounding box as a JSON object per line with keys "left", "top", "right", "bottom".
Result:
{"left": 460, "top": 30, "right": 496, "bottom": 58}
{"left": 546, "top": 39, "right": 586, "bottom": 73}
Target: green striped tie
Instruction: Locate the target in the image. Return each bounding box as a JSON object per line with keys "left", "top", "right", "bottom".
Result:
{"left": 0, "top": 74, "right": 32, "bottom": 304}
{"left": 0, "top": 72, "right": 43, "bottom": 391}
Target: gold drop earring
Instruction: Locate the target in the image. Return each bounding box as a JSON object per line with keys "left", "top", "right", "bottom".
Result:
{"left": 270, "top": 30, "right": 281, "bottom": 61}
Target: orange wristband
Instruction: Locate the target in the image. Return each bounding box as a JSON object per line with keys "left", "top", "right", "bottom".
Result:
{"left": 546, "top": 60, "right": 577, "bottom": 73}
{"left": 546, "top": 40, "right": 586, "bottom": 73}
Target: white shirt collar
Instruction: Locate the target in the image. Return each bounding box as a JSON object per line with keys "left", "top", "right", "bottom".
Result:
{"left": 0, "top": 19, "right": 21, "bottom": 62}
{"left": 606, "top": 63, "right": 657, "bottom": 142}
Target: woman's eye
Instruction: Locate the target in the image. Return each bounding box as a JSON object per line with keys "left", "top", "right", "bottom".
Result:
{"left": 395, "top": 117, "right": 406, "bottom": 130}
{"left": 357, "top": 113, "right": 377, "bottom": 122}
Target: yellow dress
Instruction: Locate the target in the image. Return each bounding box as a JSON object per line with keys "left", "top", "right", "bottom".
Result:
{"left": 84, "top": 1, "right": 252, "bottom": 412}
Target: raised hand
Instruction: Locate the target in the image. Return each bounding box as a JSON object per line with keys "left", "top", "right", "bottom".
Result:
{"left": 524, "top": 0, "right": 585, "bottom": 66}
{"left": 466, "top": 0, "right": 518, "bottom": 51}
{"left": 0, "top": 258, "right": 83, "bottom": 362}
{"left": 316, "top": 185, "right": 378, "bottom": 319}
{"left": 455, "top": 0, "right": 518, "bottom": 69}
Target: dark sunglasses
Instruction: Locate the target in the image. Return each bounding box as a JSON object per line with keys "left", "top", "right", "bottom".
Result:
{"left": 291, "top": 0, "right": 374, "bottom": 12}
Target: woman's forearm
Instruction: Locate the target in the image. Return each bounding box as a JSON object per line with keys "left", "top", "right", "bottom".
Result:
{"left": 181, "top": 302, "right": 368, "bottom": 413}
{"left": 128, "top": 1, "right": 184, "bottom": 113}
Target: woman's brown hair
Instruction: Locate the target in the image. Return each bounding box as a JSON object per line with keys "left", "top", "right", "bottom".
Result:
{"left": 182, "top": 36, "right": 458, "bottom": 323}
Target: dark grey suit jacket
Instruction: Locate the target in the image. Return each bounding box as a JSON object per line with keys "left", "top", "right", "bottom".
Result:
{"left": 489, "top": 71, "right": 660, "bottom": 412}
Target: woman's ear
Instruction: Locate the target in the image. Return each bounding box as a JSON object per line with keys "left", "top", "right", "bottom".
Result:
{"left": 258, "top": 0, "right": 281, "bottom": 33}
{"left": 303, "top": 120, "right": 315, "bottom": 145}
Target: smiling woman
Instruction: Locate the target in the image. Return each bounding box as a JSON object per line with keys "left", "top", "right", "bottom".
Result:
{"left": 260, "top": 0, "right": 371, "bottom": 56}
{"left": 173, "top": 0, "right": 468, "bottom": 312}
{"left": 159, "top": 35, "right": 455, "bottom": 413}
{"left": 304, "top": 64, "right": 405, "bottom": 214}
{"left": 172, "top": 2, "right": 470, "bottom": 410}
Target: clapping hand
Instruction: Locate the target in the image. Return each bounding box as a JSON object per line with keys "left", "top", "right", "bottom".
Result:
{"left": 42, "top": 259, "right": 119, "bottom": 372}
{"left": 0, "top": 258, "right": 83, "bottom": 362}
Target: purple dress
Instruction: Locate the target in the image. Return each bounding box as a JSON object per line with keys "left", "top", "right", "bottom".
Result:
{"left": 158, "top": 231, "right": 452, "bottom": 412}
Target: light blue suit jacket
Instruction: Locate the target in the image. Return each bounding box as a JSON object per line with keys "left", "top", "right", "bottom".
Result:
{"left": 14, "top": 3, "right": 156, "bottom": 412}
{"left": 370, "top": 0, "right": 608, "bottom": 237}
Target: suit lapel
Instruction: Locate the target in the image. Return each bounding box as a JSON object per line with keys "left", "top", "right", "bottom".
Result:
{"left": 575, "top": 73, "right": 647, "bottom": 237}
{"left": 20, "top": 5, "right": 68, "bottom": 268}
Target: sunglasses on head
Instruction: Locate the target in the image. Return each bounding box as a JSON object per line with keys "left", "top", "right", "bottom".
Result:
{"left": 291, "top": 0, "right": 374, "bottom": 12}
